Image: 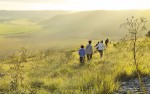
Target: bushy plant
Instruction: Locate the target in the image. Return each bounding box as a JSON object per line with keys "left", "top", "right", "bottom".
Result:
{"left": 8, "top": 47, "right": 28, "bottom": 93}
{"left": 146, "top": 30, "right": 150, "bottom": 37}
{"left": 120, "top": 16, "right": 148, "bottom": 93}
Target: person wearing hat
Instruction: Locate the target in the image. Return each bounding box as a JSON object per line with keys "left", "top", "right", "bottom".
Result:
{"left": 85, "top": 40, "right": 93, "bottom": 61}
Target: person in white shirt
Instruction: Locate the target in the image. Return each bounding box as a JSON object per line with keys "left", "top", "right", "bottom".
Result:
{"left": 86, "top": 40, "right": 93, "bottom": 61}
{"left": 96, "top": 40, "right": 105, "bottom": 58}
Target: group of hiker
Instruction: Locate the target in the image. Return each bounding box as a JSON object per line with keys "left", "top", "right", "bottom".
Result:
{"left": 78, "top": 38, "right": 109, "bottom": 63}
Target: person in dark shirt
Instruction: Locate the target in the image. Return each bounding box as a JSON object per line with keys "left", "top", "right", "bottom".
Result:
{"left": 94, "top": 42, "right": 99, "bottom": 49}
{"left": 79, "top": 45, "right": 86, "bottom": 63}
{"left": 105, "top": 38, "right": 109, "bottom": 47}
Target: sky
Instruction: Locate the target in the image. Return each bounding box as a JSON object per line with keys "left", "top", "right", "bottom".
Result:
{"left": 0, "top": 0, "right": 150, "bottom": 10}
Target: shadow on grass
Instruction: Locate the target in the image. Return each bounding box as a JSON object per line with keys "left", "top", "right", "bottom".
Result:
{"left": 115, "top": 70, "right": 150, "bottom": 82}
{"left": 30, "top": 80, "right": 61, "bottom": 93}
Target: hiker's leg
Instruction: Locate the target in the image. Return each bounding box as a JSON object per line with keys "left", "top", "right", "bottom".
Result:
{"left": 80, "top": 57, "right": 82, "bottom": 63}
{"left": 86, "top": 54, "right": 88, "bottom": 60}
{"left": 87, "top": 54, "right": 90, "bottom": 60}
{"left": 90, "top": 54, "right": 92, "bottom": 59}
{"left": 101, "top": 50, "right": 103, "bottom": 57}
{"left": 83, "top": 57, "right": 85, "bottom": 63}
{"left": 98, "top": 50, "right": 101, "bottom": 58}
{"left": 99, "top": 50, "right": 103, "bottom": 58}
{"left": 100, "top": 52, "right": 102, "bottom": 58}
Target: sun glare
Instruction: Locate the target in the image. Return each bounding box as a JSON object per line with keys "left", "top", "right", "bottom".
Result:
{"left": 0, "top": 0, "right": 150, "bottom": 10}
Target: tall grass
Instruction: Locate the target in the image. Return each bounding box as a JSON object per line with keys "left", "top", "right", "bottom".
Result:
{"left": 0, "top": 38, "right": 150, "bottom": 94}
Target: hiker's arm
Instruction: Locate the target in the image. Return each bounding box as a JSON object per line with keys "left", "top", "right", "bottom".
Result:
{"left": 96, "top": 44, "right": 99, "bottom": 49}
{"left": 85, "top": 45, "right": 88, "bottom": 50}
{"left": 84, "top": 50, "right": 86, "bottom": 55}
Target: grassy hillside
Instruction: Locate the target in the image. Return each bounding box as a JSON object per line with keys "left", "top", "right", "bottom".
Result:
{"left": 40, "top": 10, "right": 150, "bottom": 40}
{"left": 0, "top": 19, "right": 42, "bottom": 35}
{"left": 0, "top": 10, "right": 150, "bottom": 57}
{"left": 0, "top": 10, "right": 71, "bottom": 19}
{"left": 0, "top": 37, "right": 150, "bottom": 94}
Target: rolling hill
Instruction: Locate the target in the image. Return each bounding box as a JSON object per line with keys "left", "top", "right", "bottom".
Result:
{"left": 0, "top": 10, "right": 150, "bottom": 57}
{"left": 39, "top": 10, "right": 150, "bottom": 40}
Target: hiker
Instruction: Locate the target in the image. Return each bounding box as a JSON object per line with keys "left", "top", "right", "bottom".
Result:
{"left": 105, "top": 38, "right": 109, "bottom": 47}
{"left": 79, "top": 45, "right": 86, "bottom": 63}
{"left": 96, "top": 40, "right": 105, "bottom": 58}
{"left": 94, "top": 42, "right": 99, "bottom": 53}
{"left": 94, "top": 42, "right": 99, "bottom": 49}
{"left": 86, "top": 40, "right": 93, "bottom": 61}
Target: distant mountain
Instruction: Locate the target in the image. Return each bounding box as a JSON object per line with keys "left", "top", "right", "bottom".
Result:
{"left": 0, "top": 10, "right": 71, "bottom": 19}
{"left": 1, "top": 10, "right": 150, "bottom": 40}
{"left": 39, "top": 10, "right": 150, "bottom": 40}
{"left": 0, "top": 10, "right": 150, "bottom": 57}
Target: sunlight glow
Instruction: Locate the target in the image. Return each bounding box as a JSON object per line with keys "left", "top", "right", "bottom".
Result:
{"left": 0, "top": 0, "right": 150, "bottom": 10}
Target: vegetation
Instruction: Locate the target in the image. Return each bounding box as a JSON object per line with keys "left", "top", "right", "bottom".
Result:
{"left": 0, "top": 36, "right": 150, "bottom": 93}
{"left": 1, "top": 10, "right": 150, "bottom": 57}
{"left": 146, "top": 30, "right": 150, "bottom": 37}
{"left": 0, "top": 11, "right": 150, "bottom": 93}
{"left": 120, "top": 17, "right": 148, "bottom": 93}
{"left": 0, "top": 19, "right": 42, "bottom": 35}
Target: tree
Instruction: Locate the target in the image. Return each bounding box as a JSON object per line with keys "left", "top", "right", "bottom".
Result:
{"left": 146, "top": 30, "right": 150, "bottom": 37}
{"left": 9, "top": 47, "right": 28, "bottom": 93}
{"left": 120, "top": 16, "right": 147, "bottom": 94}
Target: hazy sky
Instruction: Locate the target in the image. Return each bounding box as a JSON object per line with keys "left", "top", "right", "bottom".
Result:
{"left": 0, "top": 0, "right": 150, "bottom": 10}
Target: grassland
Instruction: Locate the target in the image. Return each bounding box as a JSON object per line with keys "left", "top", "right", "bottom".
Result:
{"left": 1, "top": 10, "right": 150, "bottom": 57}
{"left": 0, "top": 37, "right": 150, "bottom": 94}
{"left": 0, "top": 19, "right": 42, "bottom": 35}
{"left": 0, "top": 10, "right": 150, "bottom": 93}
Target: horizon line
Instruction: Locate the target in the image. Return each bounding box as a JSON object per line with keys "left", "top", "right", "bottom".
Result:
{"left": 1, "top": 9, "right": 150, "bottom": 11}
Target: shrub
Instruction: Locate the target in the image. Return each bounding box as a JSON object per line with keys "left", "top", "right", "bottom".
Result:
{"left": 146, "top": 30, "right": 150, "bottom": 37}
{"left": 43, "top": 84, "right": 59, "bottom": 92}
{"left": 31, "top": 81, "right": 44, "bottom": 88}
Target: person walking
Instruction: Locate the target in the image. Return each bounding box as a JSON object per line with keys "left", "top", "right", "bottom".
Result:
{"left": 94, "top": 42, "right": 99, "bottom": 49}
{"left": 78, "top": 45, "right": 86, "bottom": 63}
{"left": 96, "top": 40, "right": 105, "bottom": 58}
{"left": 105, "top": 38, "right": 109, "bottom": 47}
{"left": 86, "top": 40, "right": 93, "bottom": 61}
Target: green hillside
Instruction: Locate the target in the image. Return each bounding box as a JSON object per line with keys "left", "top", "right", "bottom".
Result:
{"left": 0, "top": 10, "right": 71, "bottom": 19}
{"left": 0, "top": 10, "right": 150, "bottom": 93}
{"left": 0, "top": 19, "right": 41, "bottom": 35}
{"left": 40, "top": 10, "right": 150, "bottom": 40}
{"left": 0, "top": 10, "right": 150, "bottom": 57}
{"left": 0, "top": 37, "right": 150, "bottom": 94}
